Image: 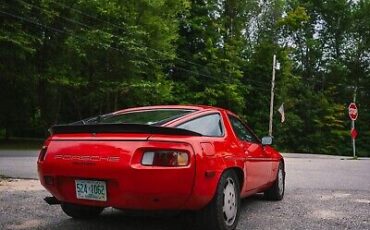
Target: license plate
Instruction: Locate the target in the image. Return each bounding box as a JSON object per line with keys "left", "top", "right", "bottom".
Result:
{"left": 75, "top": 180, "right": 107, "bottom": 201}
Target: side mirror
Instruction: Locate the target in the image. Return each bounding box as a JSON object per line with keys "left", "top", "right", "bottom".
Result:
{"left": 261, "top": 136, "right": 273, "bottom": 145}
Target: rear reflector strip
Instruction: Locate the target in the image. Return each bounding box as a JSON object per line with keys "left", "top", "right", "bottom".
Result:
{"left": 39, "top": 146, "right": 47, "bottom": 161}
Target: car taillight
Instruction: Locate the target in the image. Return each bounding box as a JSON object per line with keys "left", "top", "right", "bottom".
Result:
{"left": 141, "top": 151, "right": 189, "bottom": 167}
{"left": 39, "top": 146, "right": 48, "bottom": 161}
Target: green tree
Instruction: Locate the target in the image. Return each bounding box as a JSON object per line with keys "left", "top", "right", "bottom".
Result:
{"left": 172, "top": 0, "right": 249, "bottom": 114}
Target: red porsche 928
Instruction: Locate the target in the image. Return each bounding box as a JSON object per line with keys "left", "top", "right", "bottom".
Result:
{"left": 38, "top": 105, "right": 285, "bottom": 230}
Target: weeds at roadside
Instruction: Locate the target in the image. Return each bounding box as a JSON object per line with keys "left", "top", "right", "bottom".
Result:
{"left": 0, "top": 175, "right": 13, "bottom": 185}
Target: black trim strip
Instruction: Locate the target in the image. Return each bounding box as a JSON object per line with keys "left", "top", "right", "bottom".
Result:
{"left": 50, "top": 124, "right": 202, "bottom": 136}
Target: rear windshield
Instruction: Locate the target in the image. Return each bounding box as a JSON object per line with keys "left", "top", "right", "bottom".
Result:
{"left": 95, "top": 109, "right": 194, "bottom": 126}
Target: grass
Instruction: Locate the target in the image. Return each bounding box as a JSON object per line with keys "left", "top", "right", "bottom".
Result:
{"left": 0, "top": 175, "right": 11, "bottom": 184}
{"left": 342, "top": 156, "right": 362, "bottom": 160}
{"left": 0, "top": 139, "right": 43, "bottom": 150}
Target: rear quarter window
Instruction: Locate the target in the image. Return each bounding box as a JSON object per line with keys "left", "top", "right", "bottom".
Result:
{"left": 176, "top": 113, "right": 224, "bottom": 137}
{"left": 228, "top": 115, "right": 258, "bottom": 143}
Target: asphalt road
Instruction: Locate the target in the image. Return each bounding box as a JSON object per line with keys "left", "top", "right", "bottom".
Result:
{"left": 0, "top": 152, "right": 369, "bottom": 229}
{"left": 0, "top": 150, "right": 39, "bottom": 179}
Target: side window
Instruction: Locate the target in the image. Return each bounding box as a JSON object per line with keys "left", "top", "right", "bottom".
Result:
{"left": 177, "top": 114, "right": 223, "bottom": 137}
{"left": 229, "top": 116, "right": 257, "bottom": 143}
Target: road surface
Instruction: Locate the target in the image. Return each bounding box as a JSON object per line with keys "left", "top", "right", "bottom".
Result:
{"left": 0, "top": 150, "right": 39, "bottom": 179}
{"left": 0, "top": 151, "right": 369, "bottom": 229}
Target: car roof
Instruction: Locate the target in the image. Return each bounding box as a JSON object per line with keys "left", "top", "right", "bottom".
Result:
{"left": 113, "top": 105, "right": 228, "bottom": 114}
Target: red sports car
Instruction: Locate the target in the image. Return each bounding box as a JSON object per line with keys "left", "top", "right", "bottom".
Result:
{"left": 38, "top": 105, "right": 285, "bottom": 230}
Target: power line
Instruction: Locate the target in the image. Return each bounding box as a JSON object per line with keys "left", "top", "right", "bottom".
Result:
{"left": 0, "top": 10, "right": 157, "bottom": 68}
{"left": 21, "top": 0, "right": 272, "bottom": 88}
{"left": 16, "top": 0, "right": 127, "bottom": 42}
{"left": 14, "top": 1, "right": 200, "bottom": 74}
{"left": 14, "top": 1, "right": 359, "bottom": 96}
{"left": 0, "top": 4, "right": 272, "bottom": 93}
{"left": 0, "top": 9, "right": 65, "bottom": 34}
{"left": 41, "top": 0, "right": 218, "bottom": 72}
{"left": 0, "top": 9, "right": 272, "bottom": 93}
{"left": 48, "top": 0, "right": 127, "bottom": 31}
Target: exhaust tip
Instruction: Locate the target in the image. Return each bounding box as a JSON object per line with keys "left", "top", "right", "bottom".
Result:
{"left": 44, "top": 196, "right": 60, "bottom": 205}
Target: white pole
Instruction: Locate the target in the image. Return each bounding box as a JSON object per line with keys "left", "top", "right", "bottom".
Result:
{"left": 352, "top": 120, "right": 356, "bottom": 158}
{"left": 269, "top": 55, "right": 276, "bottom": 137}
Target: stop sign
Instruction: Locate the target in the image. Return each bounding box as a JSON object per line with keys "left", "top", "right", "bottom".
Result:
{"left": 348, "top": 103, "right": 358, "bottom": 121}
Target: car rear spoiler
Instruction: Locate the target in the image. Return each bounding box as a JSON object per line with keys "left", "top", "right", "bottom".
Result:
{"left": 50, "top": 124, "right": 203, "bottom": 136}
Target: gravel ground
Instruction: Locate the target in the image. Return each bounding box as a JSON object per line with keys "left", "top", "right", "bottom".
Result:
{"left": 0, "top": 156, "right": 369, "bottom": 230}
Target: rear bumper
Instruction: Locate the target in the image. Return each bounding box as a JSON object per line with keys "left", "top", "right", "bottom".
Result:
{"left": 38, "top": 164, "right": 197, "bottom": 210}
{"left": 37, "top": 136, "right": 225, "bottom": 210}
{"left": 37, "top": 138, "right": 201, "bottom": 210}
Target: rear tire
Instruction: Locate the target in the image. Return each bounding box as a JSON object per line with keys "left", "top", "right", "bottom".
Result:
{"left": 197, "top": 170, "right": 241, "bottom": 230}
{"left": 61, "top": 203, "right": 104, "bottom": 219}
{"left": 264, "top": 162, "right": 285, "bottom": 200}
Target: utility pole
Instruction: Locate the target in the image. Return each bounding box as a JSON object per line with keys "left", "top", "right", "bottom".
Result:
{"left": 268, "top": 55, "right": 277, "bottom": 137}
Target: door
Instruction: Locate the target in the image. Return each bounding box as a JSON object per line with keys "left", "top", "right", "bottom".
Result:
{"left": 228, "top": 115, "right": 272, "bottom": 191}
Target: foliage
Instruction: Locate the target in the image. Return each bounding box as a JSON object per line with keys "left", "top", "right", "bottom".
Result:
{"left": 0, "top": 0, "right": 369, "bottom": 156}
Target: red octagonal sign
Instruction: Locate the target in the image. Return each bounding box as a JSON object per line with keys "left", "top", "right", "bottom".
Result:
{"left": 348, "top": 103, "right": 358, "bottom": 121}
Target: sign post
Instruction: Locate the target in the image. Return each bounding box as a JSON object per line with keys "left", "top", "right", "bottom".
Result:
{"left": 268, "top": 55, "right": 276, "bottom": 137}
{"left": 268, "top": 54, "right": 280, "bottom": 137}
{"left": 348, "top": 102, "right": 358, "bottom": 158}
